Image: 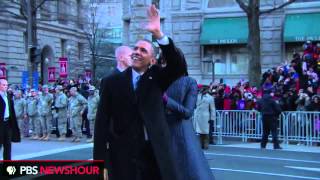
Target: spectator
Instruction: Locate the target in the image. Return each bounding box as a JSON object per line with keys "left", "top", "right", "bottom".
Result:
{"left": 306, "top": 95, "right": 320, "bottom": 111}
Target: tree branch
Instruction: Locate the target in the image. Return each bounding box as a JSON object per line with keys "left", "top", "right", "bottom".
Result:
{"left": 20, "top": 0, "right": 28, "bottom": 19}
{"left": 33, "top": 0, "right": 47, "bottom": 13}
{"left": 1, "top": 10, "right": 25, "bottom": 20}
{"left": 260, "top": 0, "right": 296, "bottom": 15}
{"left": 235, "top": 0, "right": 249, "bottom": 14}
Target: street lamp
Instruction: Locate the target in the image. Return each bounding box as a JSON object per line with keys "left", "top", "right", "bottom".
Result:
{"left": 202, "top": 55, "right": 220, "bottom": 83}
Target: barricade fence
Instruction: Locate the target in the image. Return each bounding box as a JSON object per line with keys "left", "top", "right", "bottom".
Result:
{"left": 212, "top": 110, "right": 320, "bottom": 146}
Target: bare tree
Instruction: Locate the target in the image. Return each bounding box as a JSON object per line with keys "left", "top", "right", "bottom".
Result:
{"left": 1, "top": 0, "right": 78, "bottom": 85}
{"left": 235, "top": 0, "right": 295, "bottom": 87}
{"left": 83, "top": 1, "right": 104, "bottom": 84}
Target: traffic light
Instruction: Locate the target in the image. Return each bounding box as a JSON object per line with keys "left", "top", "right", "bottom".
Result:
{"left": 29, "top": 46, "right": 41, "bottom": 63}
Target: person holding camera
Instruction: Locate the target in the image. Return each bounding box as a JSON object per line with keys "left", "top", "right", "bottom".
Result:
{"left": 295, "top": 89, "right": 310, "bottom": 111}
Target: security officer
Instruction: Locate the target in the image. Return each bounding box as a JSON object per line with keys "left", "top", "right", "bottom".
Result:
{"left": 86, "top": 85, "right": 99, "bottom": 143}
{"left": 38, "top": 85, "right": 54, "bottom": 141}
{"left": 68, "top": 87, "right": 87, "bottom": 142}
{"left": 257, "top": 88, "right": 282, "bottom": 150}
{"left": 13, "top": 90, "right": 27, "bottom": 138}
{"left": 54, "top": 85, "right": 68, "bottom": 141}
{"left": 26, "top": 89, "right": 41, "bottom": 139}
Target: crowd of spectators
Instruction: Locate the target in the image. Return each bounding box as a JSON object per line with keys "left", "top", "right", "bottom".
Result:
{"left": 201, "top": 41, "right": 320, "bottom": 112}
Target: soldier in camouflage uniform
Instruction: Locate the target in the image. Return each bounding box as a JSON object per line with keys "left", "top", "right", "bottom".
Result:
{"left": 13, "top": 90, "right": 27, "bottom": 138}
{"left": 26, "top": 89, "right": 41, "bottom": 139}
{"left": 68, "top": 87, "right": 87, "bottom": 142}
{"left": 38, "top": 85, "right": 54, "bottom": 141}
{"left": 86, "top": 85, "right": 100, "bottom": 143}
{"left": 54, "top": 85, "right": 68, "bottom": 141}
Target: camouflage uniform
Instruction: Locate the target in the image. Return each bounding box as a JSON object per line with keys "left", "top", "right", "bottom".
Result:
{"left": 54, "top": 90, "right": 68, "bottom": 137}
{"left": 68, "top": 92, "right": 87, "bottom": 141}
{"left": 14, "top": 94, "right": 27, "bottom": 137}
{"left": 87, "top": 91, "right": 99, "bottom": 139}
{"left": 38, "top": 91, "right": 54, "bottom": 139}
{"left": 26, "top": 93, "right": 41, "bottom": 138}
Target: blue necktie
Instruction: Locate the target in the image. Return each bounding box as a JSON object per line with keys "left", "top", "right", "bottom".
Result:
{"left": 133, "top": 75, "right": 141, "bottom": 90}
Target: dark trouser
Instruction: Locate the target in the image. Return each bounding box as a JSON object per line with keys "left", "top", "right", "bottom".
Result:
{"left": 261, "top": 116, "right": 280, "bottom": 149}
{"left": 199, "top": 134, "right": 209, "bottom": 149}
{"left": 208, "top": 120, "right": 214, "bottom": 144}
{"left": 0, "top": 121, "right": 12, "bottom": 160}
{"left": 81, "top": 108, "right": 91, "bottom": 138}
{"left": 136, "top": 142, "right": 161, "bottom": 180}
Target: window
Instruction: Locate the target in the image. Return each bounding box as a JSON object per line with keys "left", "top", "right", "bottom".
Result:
{"left": 214, "top": 54, "right": 227, "bottom": 75}
{"left": 152, "top": 0, "right": 160, "bottom": 9}
{"left": 203, "top": 45, "right": 248, "bottom": 75}
{"left": 78, "top": 43, "right": 84, "bottom": 61}
{"left": 172, "top": 0, "right": 181, "bottom": 9}
{"left": 285, "top": 43, "right": 303, "bottom": 62}
{"left": 123, "top": 20, "right": 130, "bottom": 45}
{"left": 230, "top": 54, "right": 248, "bottom": 74}
{"left": 39, "top": 0, "right": 51, "bottom": 20}
{"left": 24, "top": 32, "right": 28, "bottom": 53}
{"left": 61, "top": 39, "right": 66, "bottom": 57}
{"left": 77, "top": 0, "right": 83, "bottom": 29}
{"left": 57, "top": 0, "right": 68, "bottom": 24}
{"left": 207, "top": 0, "right": 237, "bottom": 8}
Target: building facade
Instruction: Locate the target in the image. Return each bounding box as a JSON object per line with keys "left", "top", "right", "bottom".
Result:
{"left": 0, "top": 0, "right": 90, "bottom": 86}
{"left": 123, "top": 0, "right": 320, "bottom": 85}
{"left": 93, "top": 0, "right": 123, "bottom": 79}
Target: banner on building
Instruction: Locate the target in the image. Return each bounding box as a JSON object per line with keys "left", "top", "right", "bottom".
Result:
{"left": 59, "top": 57, "right": 68, "bottom": 78}
{"left": 22, "top": 71, "right": 29, "bottom": 89}
{"left": 0, "top": 63, "right": 6, "bottom": 79}
{"left": 85, "top": 69, "right": 92, "bottom": 81}
{"left": 33, "top": 71, "right": 39, "bottom": 90}
{"left": 48, "top": 67, "right": 56, "bottom": 82}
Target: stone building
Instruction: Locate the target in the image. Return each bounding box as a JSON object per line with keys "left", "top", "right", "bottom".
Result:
{"left": 0, "top": 0, "right": 90, "bottom": 86}
{"left": 123, "top": 0, "right": 320, "bottom": 85}
{"left": 93, "top": 0, "right": 123, "bottom": 79}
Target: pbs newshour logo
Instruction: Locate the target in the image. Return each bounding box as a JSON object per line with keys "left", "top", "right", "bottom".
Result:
{"left": 6, "top": 166, "right": 17, "bottom": 175}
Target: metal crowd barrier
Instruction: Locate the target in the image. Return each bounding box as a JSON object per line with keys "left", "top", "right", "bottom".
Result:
{"left": 212, "top": 110, "right": 320, "bottom": 146}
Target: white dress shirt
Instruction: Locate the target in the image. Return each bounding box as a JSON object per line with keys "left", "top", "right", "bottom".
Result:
{"left": 157, "top": 35, "right": 169, "bottom": 45}
{"left": 0, "top": 91, "right": 10, "bottom": 120}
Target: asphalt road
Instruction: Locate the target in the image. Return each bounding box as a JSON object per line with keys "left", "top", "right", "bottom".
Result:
{"left": 207, "top": 145, "right": 320, "bottom": 180}
{"left": 4, "top": 139, "right": 320, "bottom": 180}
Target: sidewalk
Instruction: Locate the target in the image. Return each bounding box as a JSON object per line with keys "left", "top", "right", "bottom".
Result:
{"left": 214, "top": 142, "right": 320, "bottom": 153}
{"left": 9, "top": 138, "right": 93, "bottom": 160}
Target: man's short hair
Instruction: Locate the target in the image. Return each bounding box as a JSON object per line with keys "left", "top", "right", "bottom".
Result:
{"left": 115, "top": 46, "right": 132, "bottom": 60}
{"left": 137, "top": 39, "right": 158, "bottom": 58}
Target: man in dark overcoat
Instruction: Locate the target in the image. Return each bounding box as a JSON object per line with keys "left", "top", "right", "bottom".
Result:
{"left": 0, "top": 79, "right": 21, "bottom": 160}
{"left": 93, "top": 5, "right": 184, "bottom": 180}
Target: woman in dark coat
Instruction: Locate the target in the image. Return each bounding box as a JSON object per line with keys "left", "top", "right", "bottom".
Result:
{"left": 162, "top": 51, "right": 214, "bottom": 180}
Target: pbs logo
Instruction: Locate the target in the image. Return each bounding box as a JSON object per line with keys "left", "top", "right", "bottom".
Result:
{"left": 6, "top": 166, "right": 17, "bottom": 175}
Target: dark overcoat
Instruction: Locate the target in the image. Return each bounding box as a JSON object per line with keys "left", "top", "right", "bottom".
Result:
{"left": 0, "top": 92, "right": 21, "bottom": 144}
{"left": 94, "top": 38, "right": 184, "bottom": 180}
{"left": 165, "top": 76, "right": 215, "bottom": 180}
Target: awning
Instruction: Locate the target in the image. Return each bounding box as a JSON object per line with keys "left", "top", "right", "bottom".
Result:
{"left": 284, "top": 13, "right": 320, "bottom": 42}
{"left": 200, "top": 17, "right": 248, "bottom": 45}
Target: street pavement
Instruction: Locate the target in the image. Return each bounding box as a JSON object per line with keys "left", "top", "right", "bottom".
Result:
{"left": 208, "top": 144, "right": 320, "bottom": 180}
{"left": 3, "top": 137, "right": 320, "bottom": 180}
